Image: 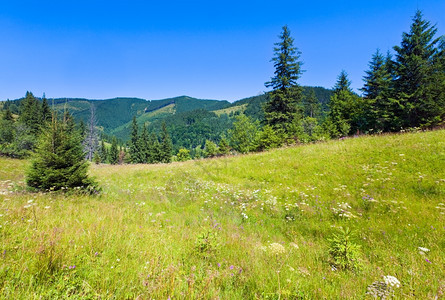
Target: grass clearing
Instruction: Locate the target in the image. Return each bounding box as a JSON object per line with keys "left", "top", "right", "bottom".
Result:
{"left": 1, "top": 130, "right": 444, "bottom": 298}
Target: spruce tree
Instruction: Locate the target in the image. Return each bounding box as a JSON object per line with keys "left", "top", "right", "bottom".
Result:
{"left": 333, "top": 70, "right": 352, "bottom": 93}
{"left": 361, "top": 49, "right": 394, "bottom": 131}
{"left": 99, "top": 140, "right": 108, "bottom": 163}
{"left": 149, "top": 132, "right": 161, "bottom": 163}
{"left": 129, "top": 116, "right": 141, "bottom": 163}
{"left": 19, "top": 92, "right": 41, "bottom": 135}
{"left": 264, "top": 25, "right": 304, "bottom": 132}
{"left": 139, "top": 124, "right": 150, "bottom": 163}
{"left": 4, "top": 107, "right": 13, "bottom": 122}
{"left": 40, "top": 97, "right": 52, "bottom": 124}
{"left": 109, "top": 137, "right": 119, "bottom": 165}
{"left": 26, "top": 112, "right": 97, "bottom": 191}
{"left": 218, "top": 136, "right": 230, "bottom": 155}
{"left": 303, "top": 89, "right": 321, "bottom": 118}
{"left": 393, "top": 10, "right": 444, "bottom": 127}
{"left": 327, "top": 72, "right": 361, "bottom": 136}
{"left": 159, "top": 122, "right": 172, "bottom": 163}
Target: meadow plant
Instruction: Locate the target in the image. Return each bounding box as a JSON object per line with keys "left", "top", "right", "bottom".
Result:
{"left": 328, "top": 227, "right": 362, "bottom": 270}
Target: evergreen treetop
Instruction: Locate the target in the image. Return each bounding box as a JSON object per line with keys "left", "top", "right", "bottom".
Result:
{"left": 265, "top": 25, "right": 303, "bottom": 92}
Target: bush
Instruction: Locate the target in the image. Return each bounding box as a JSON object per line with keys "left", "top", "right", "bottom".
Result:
{"left": 177, "top": 148, "right": 191, "bottom": 161}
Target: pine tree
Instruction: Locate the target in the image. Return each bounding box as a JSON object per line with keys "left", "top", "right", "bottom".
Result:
{"left": 264, "top": 25, "right": 304, "bottom": 132}
{"left": 109, "top": 137, "right": 119, "bottom": 165}
{"left": 129, "top": 116, "right": 141, "bottom": 163}
{"left": 139, "top": 124, "right": 150, "bottom": 163}
{"left": 361, "top": 49, "right": 394, "bottom": 131}
{"left": 265, "top": 25, "right": 303, "bottom": 91}
{"left": 393, "top": 10, "right": 444, "bottom": 127}
{"left": 303, "top": 89, "right": 321, "bottom": 118}
{"left": 149, "top": 132, "right": 161, "bottom": 163}
{"left": 19, "top": 92, "right": 41, "bottom": 135}
{"left": 99, "top": 140, "right": 108, "bottom": 163}
{"left": 159, "top": 122, "right": 172, "bottom": 163}
{"left": 40, "top": 97, "right": 52, "bottom": 124}
{"left": 26, "top": 112, "right": 97, "bottom": 191}
{"left": 218, "top": 136, "right": 230, "bottom": 155}
{"left": 361, "top": 49, "right": 392, "bottom": 99}
{"left": 327, "top": 72, "right": 361, "bottom": 136}
{"left": 3, "top": 107, "right": 13, "bottom": 122}
{"left": 333, "top": 70, "right": 352, "bottom": 93}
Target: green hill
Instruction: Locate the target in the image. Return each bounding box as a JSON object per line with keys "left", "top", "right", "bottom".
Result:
{"left": 5, "top": 86, "right": 332, "bottom": 147}
{"left": 0, "top": 129, "right": 444, "bottom": 298}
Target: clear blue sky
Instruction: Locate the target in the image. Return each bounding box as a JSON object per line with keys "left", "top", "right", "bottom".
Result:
{"left": 1, "top": 0, "right": 444, "bottom": 102}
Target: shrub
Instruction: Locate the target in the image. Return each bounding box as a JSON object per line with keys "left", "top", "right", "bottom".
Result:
{"left": 328, "top": 227, "right": 362, "bottom": 270}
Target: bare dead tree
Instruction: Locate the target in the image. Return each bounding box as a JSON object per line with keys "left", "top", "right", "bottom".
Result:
{"left": 83, "top": 103, "right": 99, "bottom": 161}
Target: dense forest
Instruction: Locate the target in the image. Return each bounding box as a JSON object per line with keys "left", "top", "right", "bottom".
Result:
{"left": 0, "top": 10, "right": 444, "bottom": 166}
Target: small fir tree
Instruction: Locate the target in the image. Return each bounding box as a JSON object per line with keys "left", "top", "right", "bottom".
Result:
{"left": 26, "top": 112, "right": 97, "bottom": 191}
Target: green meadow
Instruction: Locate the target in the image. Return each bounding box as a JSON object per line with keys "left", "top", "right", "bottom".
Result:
{"left": 1, "top": 130, "right": 444, "bottom": 299}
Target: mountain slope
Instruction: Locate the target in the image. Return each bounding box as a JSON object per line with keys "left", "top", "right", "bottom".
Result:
{"left": 1, "top": 129, "right": 444, "bottom": 298}
{"left": 5, "top": 86, "right": 332, "bottom": 146}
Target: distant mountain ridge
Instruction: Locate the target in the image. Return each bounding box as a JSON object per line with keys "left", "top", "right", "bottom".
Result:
{"left": 5, "top": 86, "right": 333, "bottom": 150}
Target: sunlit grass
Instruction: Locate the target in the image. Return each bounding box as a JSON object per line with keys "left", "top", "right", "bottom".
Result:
{"left": 1, "top": 130, "right": 444, "bottom": 298}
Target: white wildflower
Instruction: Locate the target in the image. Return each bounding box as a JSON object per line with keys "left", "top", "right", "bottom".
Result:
{"left": 268, "top": 243, "right": 286, "bottom": 256}
{"left": 383, "top": 275, "right": 400, "bottom": 288}
{"left": 418, "top": 246, "right": 430, "bottom": 255}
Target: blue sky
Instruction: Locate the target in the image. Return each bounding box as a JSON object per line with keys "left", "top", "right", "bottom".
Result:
{"left": 0, "top": 0, "right": 444, "bottom": 102}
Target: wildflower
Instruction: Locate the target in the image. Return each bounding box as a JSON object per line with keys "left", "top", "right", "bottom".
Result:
{"left": 418, "top": 246, "right": 430, "bottom": 255}
{"left": 269, "top": 242, "right": 286, "bottom": 256}
{"left": 289, "top": 242, "right": 299, "bottom": 249}
{"left": 229, "top": 265, "right": 234, "bottom": 270}
{"left": 383, "top": 275, "right": 400, "bottom": 288}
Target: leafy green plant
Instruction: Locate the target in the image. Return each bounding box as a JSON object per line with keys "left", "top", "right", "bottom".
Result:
{"left": 328, "top": 227, "right": 362, "bottom": 271}
{"left": 195, "top": 230, "right": 219, "bottom": 258}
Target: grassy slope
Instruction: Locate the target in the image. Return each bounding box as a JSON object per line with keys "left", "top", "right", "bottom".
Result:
{"left": 213, "top": 104, "right": 248, "bottom": 116}
{"left": 0, "top": 131, "right": 444, "bottom": 298}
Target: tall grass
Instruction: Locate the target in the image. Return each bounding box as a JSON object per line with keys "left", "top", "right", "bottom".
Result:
{"left": 1, "top": 130, "right": 444, "bottom": 298}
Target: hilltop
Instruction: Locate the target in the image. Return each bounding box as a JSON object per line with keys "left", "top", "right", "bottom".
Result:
{"left": 3, "top": 86, "right": 332, "bottom": 150}
{"left": 0, "top": 129, "right": 444, "bottom": 298}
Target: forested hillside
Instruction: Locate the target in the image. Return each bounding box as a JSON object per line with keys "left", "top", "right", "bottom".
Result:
{"left": 1, "top": 87, "right": 331, "bottom": 151}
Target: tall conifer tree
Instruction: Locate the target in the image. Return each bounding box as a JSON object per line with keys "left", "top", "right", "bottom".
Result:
{"left": 264, "top": 25, "right": 304, "bottom": 132}
{"left": 393, "top": 10, "right": 444, "bottom": 127}
{"left": 160, "top": 122, "right": 172, "bottom": 163}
